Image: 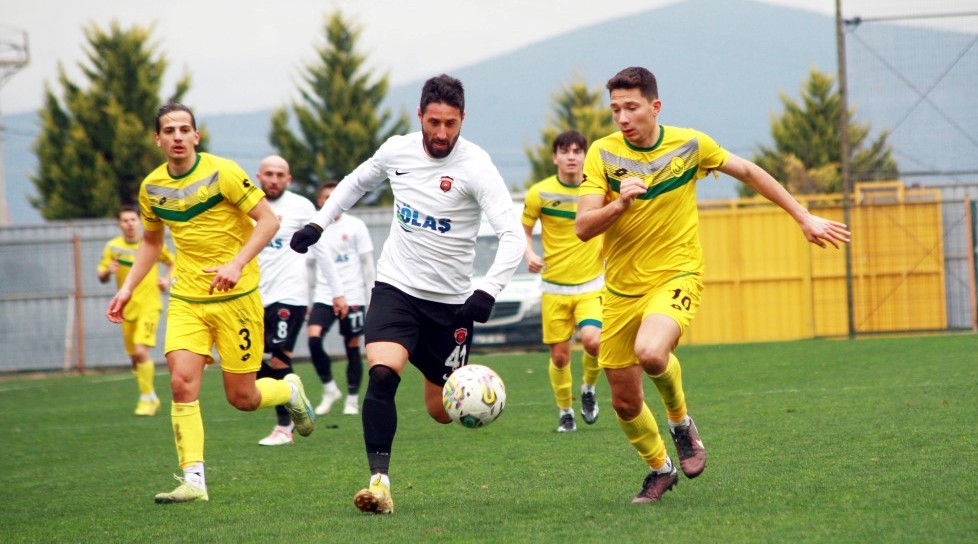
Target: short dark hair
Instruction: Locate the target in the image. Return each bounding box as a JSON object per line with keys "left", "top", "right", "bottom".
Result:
{"left": 419, "top": 74, "right": 465, "bottom": 114}
{"left": 552, "top": 130, "right": 587, "bottom": 154}
{"left": 117, "top": 204, "right": 139, "bottom": 219}
{"left": 155, "top": 103, "right": 197, "bottom": 133}
{"left": 607, "top": 67, "right": 658, "bottom": 101}
{"left": 319, "top": 181, "right": 339, "bottom": 192}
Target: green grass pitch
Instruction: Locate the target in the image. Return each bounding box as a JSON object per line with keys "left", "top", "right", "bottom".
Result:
{"left": 1, "top": 334, "right": 975, "bottom": 543}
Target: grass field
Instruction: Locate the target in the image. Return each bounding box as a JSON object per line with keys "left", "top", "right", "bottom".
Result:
{"left": 1, "top": 334, "right": 976, "bottom": 543}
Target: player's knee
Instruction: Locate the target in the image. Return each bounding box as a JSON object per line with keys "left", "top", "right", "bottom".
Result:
{"left": 582, "top": 336, "right": 600, "bottom": 357}
{"left": 366, "top": 364, "right": 400, "bottom": 399}
{"left": 227, "top": 391, "right": 259, "bottom": 411}
{"left": 610, "top": 394, "right": 643, "bottom": 420}
{"left": 634, "top": 346, "right": 669, "bottom": 374}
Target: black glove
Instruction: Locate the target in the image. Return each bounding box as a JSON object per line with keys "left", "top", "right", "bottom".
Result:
{"left": 459, "top": 289, "right": 495, "bottom": 323}
{"left": 290, "top": 223, "right": 323, "bottom": 253}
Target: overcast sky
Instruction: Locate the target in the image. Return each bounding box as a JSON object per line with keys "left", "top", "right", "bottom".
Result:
{"left": 0, "top": 0, "right": 835, "bottom": 116}
{"left": 1, "top": 0, "right": 973, "bottom": 116}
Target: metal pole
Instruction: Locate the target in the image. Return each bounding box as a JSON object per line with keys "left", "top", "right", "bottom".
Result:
{"left": 73, "top": 233, "right": 86, "bottom": 373}
{"left": 965, "top": 195, "right": 977, "bottom": 332}
{"left": 836, "top": 0, "right": 856, "bottom": 339}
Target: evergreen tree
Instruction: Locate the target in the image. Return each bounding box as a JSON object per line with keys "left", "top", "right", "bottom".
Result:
{"left": 31, "top": 21, "right": 193, "bottom": 219}
{"left": 269, "top": 11, "right": 410, "bottom": 201}
{"left": 746, "top": 67, "right": 898, "bottom": 196}
{"left": 524, "top": 77, "right": 616, "bottom": 187}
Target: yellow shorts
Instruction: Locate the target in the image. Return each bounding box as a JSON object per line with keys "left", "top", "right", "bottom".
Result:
{"left": 122, "top": 308, "right": 161, "bottom": 355}
{"left": 165, "top": 290, "right": 264, "bottom": 374}
{"left": 541, "top": 290, "right": 603, "bottom": 344}
{"left": 599, "top": 274, "right": 703, "bottom": 370}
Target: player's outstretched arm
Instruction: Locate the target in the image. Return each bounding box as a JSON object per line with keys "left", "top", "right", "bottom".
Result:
{"left": 720, "top": 154, "right": 850, "bottom": 249}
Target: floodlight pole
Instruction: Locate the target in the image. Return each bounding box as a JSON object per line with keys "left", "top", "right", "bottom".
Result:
{"left": 835, "top": 0, "right": 856, "bottom": 339}
{"left": 0, "top": 28, "right": 30, "bottom": 226}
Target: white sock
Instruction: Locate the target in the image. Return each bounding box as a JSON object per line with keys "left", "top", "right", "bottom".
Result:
{"left": 139, "top": 393, "right": 156, "bottom": 402}
{"left": 324, "top": 381, "right": 340, "bottom": 394}
{"left": 183, "top": 463, "right": 206, "bottom": 490}
{"left": 668, "top": 415, "right": 691, "bottom": 430}
{"left": 559, "top": 408, "right": 573, "bottom": 417}
{"left": 276, "top": 423, "right": 295, "bottom": 433}
{"left": 288, "top": 382, "right": 299, "bottom": 404}
{"left": 581, "top": 384, "right": 595, "bottom": 394}
{"left": 654, "top": 457, "right": 674, "bottom": 475}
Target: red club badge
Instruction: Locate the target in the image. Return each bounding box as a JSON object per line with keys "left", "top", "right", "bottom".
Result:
{"left": 454, "top": 327, "right": 468, "bottom": 345}
{"left": 277, "top": 308, "right": 291, "bottom": 320}
{"left": 440, "top": 176, "right": 454, "bottom": 192}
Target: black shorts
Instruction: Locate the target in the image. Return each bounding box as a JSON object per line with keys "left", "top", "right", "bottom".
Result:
{"left": 308, "top": 303, "right": 366, "bottom": 339}
{"left": 263, "top": 302, "right": 307, "bottom": 353}
{"left": 365, "top": 282, "right": 473, "bottom": 386}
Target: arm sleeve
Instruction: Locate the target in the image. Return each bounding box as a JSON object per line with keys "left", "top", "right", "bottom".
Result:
{"left": 359, "top": 252, "right": 376, "bottom": 306}
{"left": 312, "top": 240, "right": 346, "bottom": 299}
{"left": 310, "top": 147, "right": 390, "bottom": 228}
{"left": 475, "top": 207, "right": 526, "bottom": 298}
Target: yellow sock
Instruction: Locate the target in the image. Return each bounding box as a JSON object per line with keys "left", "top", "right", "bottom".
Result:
{"left": 133, "top": 360, "right": 155, "bottom": 396}
{"left": 256, "top": 377, "right": 292, "bottom": 409}
{"left": 548, "top": 359, "right": 573, "bottom": 411}
{"left": 651, "top": 352, "right": 687, "bottom": 424}
{"left": 581, "top": 352, "right": 601, "bottom": 387}
{"left": 171, "top": 401, "right": 204, "bottom": 468}
{"left": 617, "top": 403, "right": 668, "bottom": 470}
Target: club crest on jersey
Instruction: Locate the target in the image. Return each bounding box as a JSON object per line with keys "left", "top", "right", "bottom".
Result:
{"left": 454, "top": 327, "right": 468, "bottom": 345}
{"left": 277, "top": 308, "right": 291, "bottom": 320}
{"left": 440, "top": 176, "right": 453, "bottom": 192}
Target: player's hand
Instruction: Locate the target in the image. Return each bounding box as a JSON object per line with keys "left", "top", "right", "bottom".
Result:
{"left": 106, "top": 289, "right": 132, "bottom": 324}
{"left": 799, "top": 212, "right": 851, "bottom": 249}
{"left": 617, "top": 176, "right": 648, "bottom": 210}
{"left": 459, "top": 289, "right": 495, "bottom": 323}
{"left": 204, "top": 262, "right": 243, "bottom": 294}
{"left": 332, "top": 296, "right": 349, "bottom": 319}
{"left": 107, "top": 260, "right": 120, "bottom": 274}
{"left": 290, "top": 223, "right": 323, "bottom": 253}
{"left": 525, "top": 251, "right": 545, "bottom": 274}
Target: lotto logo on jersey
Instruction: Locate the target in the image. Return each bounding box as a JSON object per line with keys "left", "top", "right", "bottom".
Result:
{"left": 396, "top": 202, "right": 452, "bottom": 233}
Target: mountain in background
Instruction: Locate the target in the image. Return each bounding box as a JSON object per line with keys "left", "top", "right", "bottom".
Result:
{"left": 3, "top": 0, "right": 974, "bottom": 224}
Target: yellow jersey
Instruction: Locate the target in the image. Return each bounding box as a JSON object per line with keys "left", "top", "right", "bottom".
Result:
{"left": 522, "top": 175, "right": 603, "bottom": 287}
{"left": 138, "top": 152, "right": 265, "bottom": 302}
{"left": 98, "top": 236, "right": 174, "bottom": 318}
{"left": 580, "top": 126, "right": 728, "bottom": 296}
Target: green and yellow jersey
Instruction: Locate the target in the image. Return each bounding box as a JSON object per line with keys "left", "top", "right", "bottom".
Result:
{"left": 522, "top": 175, "right": 603, "bottom": 287}
{"left": 98, "top": 236, "right": 174, "bottom": 318}
{"left": 580, "top": 126, "right": 728, "bottom": 296}
{"left": 138, "top": 152, "right": 265, "bottom": 302}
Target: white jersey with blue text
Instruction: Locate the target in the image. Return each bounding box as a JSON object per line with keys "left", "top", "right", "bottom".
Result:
{"left": 310, "top": 131, "right": 524, "bottom": 304}
{"left": 312, "top": 213, "right": 374, "bottom": 306}
{"left": 258, "top": 190, "right": 316, "bottom": 306}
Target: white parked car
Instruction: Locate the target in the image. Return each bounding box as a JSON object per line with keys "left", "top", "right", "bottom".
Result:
{"left": 471, "top": 219, "right": 543, "bottom": 347}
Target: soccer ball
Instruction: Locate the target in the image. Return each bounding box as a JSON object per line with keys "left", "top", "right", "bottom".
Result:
{"left": 442, "top": 364, "right": 506, "bottom": 428}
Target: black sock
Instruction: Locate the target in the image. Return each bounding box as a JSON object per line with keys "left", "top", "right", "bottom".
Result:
{"left": 363, "top": 365, "right": 400, "bottom": 474}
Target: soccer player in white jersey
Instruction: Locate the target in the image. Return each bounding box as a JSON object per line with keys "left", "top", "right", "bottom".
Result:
{"left": 255, "top": 155, "right": 345, "bottom": 446}
{"left": 308, "top": 181, "right": 376, "bottom": 417}
{"left": 291, "top": 74, "right": 526, "bottom": 515}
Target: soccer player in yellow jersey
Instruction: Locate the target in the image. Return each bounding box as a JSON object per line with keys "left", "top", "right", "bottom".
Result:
{"left": 106, "top": 103, "right": 316, "bottom": 504}
{"left": 576, "top": 67, "right": 850, "bottom": 504}
{"left": 98, "top": 205, "right": 174, "bottom": 416}
{"left": 523, "top": 130, "right": 603, "bottom": 432}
